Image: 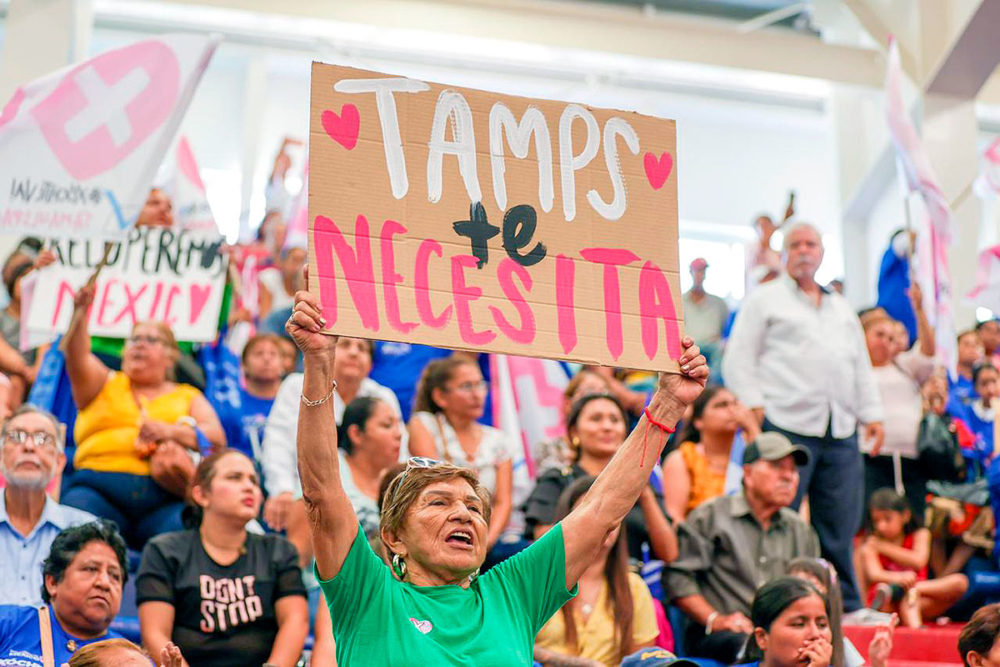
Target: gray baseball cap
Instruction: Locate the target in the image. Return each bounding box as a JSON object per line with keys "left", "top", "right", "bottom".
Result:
{"left": 743, "top": 432, "right": 810, "bottom": 466}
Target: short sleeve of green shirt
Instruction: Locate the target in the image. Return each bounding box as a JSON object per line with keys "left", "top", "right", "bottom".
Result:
{"left": 315, "top": 523, "right": 576, "bottom": 666}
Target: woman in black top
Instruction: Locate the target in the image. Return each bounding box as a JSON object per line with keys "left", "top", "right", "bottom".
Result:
{"left": 136, "top": 450, "right": 308, "bottom": 667}
{"left": 523, "top": 392, "right": 678, "bottom": 563}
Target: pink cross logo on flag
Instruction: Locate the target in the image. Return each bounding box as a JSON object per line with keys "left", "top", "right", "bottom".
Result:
{"left": 30, "top": 41, "right": 181, "bottom": 180}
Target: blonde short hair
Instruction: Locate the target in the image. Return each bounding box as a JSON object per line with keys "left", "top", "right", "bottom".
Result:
{"left": 379, "top": 463, "right": 492, "bottom": 551}
{"left": 67, "top": 639, "right": 147, "bottom": 666}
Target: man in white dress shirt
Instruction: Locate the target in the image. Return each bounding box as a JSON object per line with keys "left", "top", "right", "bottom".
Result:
{"left": 722, "top": 222, "right": 884, "bottom": 610}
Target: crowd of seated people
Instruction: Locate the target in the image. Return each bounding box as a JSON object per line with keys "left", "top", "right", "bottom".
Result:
{"left": 5, "top": 174, "right": 1000, "bottom": 667}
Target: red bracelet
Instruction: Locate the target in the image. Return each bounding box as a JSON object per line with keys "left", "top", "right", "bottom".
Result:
{"left": 643, "top": 407, "right": 676, "bottom": 434}
{"left": 640, "top": 407, "right": 675, "bottom": 467}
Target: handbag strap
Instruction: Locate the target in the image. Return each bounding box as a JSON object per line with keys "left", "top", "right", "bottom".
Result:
{"left": 37, "top": 605, "right": 55, "bottom": 667}
{"left": 433, "top": 413, "right": 453, "bottom": 464}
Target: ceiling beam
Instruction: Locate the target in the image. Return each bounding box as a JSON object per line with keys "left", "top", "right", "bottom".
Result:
{"left": 841, "top": 0, "right": 919, "bottom": 78}
{"left": 135, "top": 0, "right": 886, "bottom": 87}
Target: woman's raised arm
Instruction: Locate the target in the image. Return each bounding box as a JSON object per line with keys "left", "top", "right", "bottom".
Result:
{"left": 286, "top": 267, "right": 359, "bottom": 581}
{"left": 561, "top": 338, "right": 707, "bottom": 588}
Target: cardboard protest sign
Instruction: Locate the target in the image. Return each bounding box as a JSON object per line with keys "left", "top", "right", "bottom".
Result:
{"left": 0, "top": 34, "right": 219, "bottom": 239}
{"left": 26, "top": 227, "right": 226, "bottom": 342}
{"left": 309, "top": 63, "right": 681, "bottom": 371}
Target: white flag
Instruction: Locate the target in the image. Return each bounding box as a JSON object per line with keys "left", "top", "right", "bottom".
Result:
{"left": 0, "top": 33, "right": 220, "bottom": 239}
{"left": 166, "top": 136, "right": 220, "bottom": 234}
{"left": 884, "top": 37, "right": 957, "bottom": 243}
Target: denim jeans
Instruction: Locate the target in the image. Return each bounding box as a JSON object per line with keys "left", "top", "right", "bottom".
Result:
{"left": 763, "top": 419, "right": 865, "bottom": 611}
{"left": 62, "top": 469, "right": 184, "bottom": 550}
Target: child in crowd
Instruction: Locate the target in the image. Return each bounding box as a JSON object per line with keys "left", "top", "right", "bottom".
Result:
{"left": 966, "top": 362, "right": 999, "bottom": 462}
{"left": 861, "top": 489, "right": 967, "bottom": 627}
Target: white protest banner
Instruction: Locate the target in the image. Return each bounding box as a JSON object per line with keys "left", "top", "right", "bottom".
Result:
{"left": 26, "top": 227, "right": 227, "bottom": 342}
{"left": 0, "top": 34, "right": 219, "bottom": 239}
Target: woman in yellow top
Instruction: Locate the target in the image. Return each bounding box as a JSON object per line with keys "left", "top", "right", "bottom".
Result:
{"left": 661, "top": 386, "right": 760, "bottom": 524}
{"left": 534, "top": 476, "right": 660, "bottom": 667}
{"left": 61, "top": 284, "right": 225, "bottom": 549}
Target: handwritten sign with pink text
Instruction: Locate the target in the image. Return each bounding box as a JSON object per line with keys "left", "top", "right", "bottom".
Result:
{"left": 25, "top": 227, "right": 226, "bottom": 342}
{"left": 309, "top": 63, "right": 682, "bottom": 371}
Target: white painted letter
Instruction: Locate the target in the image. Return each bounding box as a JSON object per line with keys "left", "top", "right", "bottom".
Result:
{"left": 427, "top": 90, "right": 481, "bottom": 204}
{"left": 334, "top": 77, "right": 430, "bottom": 199}
{"left": 489, "top": 103, "right": 553, "bottom": 213}
{"left": 558, "top": 104, "right": 600, "bottom": 222}
{"left": 587, "top": 117, "right": 639, "bottom": 221}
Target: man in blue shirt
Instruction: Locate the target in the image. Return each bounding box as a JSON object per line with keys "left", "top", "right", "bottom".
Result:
{"left": 0, "top": 520, "right": 126, "bottom": 665}
{"left": 0, "top": 405, "right": 94, "bottom": 606}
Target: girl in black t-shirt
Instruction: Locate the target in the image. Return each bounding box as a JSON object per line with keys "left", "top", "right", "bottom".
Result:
{"left": 136, "top": 450, "right": 308, "bottom": 667}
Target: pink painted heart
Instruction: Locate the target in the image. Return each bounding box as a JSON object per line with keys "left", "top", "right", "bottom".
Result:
{"left": 189, "top": 283, "right": 212, "bottom": 324}
{"left": 322, "top": 104, "right": 360, "bottom": 150}
{"left": 409, "top": 617, "right": 433, "bottom": 634}
{"left": 643, "top": 151, "right": 673, "bottom": 190}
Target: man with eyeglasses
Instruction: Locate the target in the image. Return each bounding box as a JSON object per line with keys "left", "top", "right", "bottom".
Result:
{"left": 0, "top": 405, "right": 95, "bottom": 605}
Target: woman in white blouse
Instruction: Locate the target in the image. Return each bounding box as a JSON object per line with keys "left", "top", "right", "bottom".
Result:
{"left": 408, "top": 355, "right": 514, "bottom": 551}
{"left": 860, "top": 285, "right": 935, "bottom": 517}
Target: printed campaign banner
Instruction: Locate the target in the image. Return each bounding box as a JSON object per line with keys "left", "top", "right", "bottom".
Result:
{"left": 0, "top": 33, "right": 219, "bottom": 239}
{"left": 25, "top": 226, "right": 227, "bottom": 342}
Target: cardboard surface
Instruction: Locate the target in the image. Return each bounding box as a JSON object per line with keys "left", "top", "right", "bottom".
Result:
{"left": 25, "top": 227, "right": 227, "bottom": 342}
{"left": 309, "top": 63, "right": 682, "bottom": 371}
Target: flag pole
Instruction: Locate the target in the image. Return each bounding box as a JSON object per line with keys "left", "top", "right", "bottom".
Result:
{"left": 57, "top": 241, "right": 114, "bottom": 353}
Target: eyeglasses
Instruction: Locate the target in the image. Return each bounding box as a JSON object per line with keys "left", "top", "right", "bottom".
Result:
{"left": 128, "top": 334, "right": 165, "bottom": 346}
{"left": 446, "top": 380, "right": 488, "bottom": 395}
{"left": 388, "top": 457, "right": 445, "bottom": 500}
{"left": 3, "top": 429, "right": 58, "bottom": 450}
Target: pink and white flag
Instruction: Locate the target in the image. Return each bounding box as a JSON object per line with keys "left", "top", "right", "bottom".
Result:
{"left": 915, "top": 217, "right": 958, "bottom": 375}
{"left": 974, "top": 137, "right": 1000, "bottom": 200}
{"left": 966, "top": 245, "right": 1000, "bottom": 314}
{"left": 0, "top": 33, "right": 219, "bottom": 239}
{"left": 168, "top": 136, "right": 220, "bottom": 234}
{"left": 491, "top": 354, "right": 570, "bottom": 535}
{"left": 885, "top": 37, "right": 957, "bottom": 244}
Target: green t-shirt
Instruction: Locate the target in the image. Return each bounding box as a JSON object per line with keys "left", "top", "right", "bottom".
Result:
{"left": 317, "top": 522, "right": 577, "bottom": 665}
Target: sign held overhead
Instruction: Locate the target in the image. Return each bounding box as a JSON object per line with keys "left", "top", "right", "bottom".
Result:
{"left": 309, "top": 62, "right": 682, "bottom": 371}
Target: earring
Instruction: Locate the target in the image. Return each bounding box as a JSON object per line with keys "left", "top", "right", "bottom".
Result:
{"left": 391, "top": 553, "right": 407, "bottom": 580}
{"left": 570, "top": 436, "right": 580, "bottom": 449}
{"left": 468, "top": 567, "right": 481, "bottom": 583}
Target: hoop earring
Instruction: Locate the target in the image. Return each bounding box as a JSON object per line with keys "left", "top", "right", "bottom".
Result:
{"left": 391, "top": 553, "right": 407, "bottom": 580}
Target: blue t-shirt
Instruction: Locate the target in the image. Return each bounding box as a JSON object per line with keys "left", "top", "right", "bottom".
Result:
{"left": 948, "top": 374, "right": 975, "bottom": 424}
{"left": 0, "top": 605, "right": 121, "bottom": 666}
{"left": 217, "top": 388, "right": 275, "bottom": 459}
{"left": 370, "top": 343, "right": 451, "bottom": 422}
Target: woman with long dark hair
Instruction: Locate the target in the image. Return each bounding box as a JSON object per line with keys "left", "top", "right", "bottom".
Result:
{"left": 534, "top": 475, "right": 659, "bottom": 666}
{"left": 662, "top": 386, "right": 760, "bottom": 523}
{"left": 136, "top": 450, "right": 308, "bottom": 666}
{"left": 523, "top": 392, "right": 678, "bottom": 563}
{"left": 743, "top": 577, "right": 834, "bottom": 667}
{"left": 787, "top": 558, "right": 896, "bottom": 667}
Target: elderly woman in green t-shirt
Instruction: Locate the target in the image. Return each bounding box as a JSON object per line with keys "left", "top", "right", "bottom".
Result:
{"left": 286, "top": 274, "right": 707, "bottom": 666}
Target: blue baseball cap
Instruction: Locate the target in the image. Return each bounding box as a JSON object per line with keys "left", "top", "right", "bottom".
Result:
{"left": 620, "top": 648, "right": 701, "bottom": 667}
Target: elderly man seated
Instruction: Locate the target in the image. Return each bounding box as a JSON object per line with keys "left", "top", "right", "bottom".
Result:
{"left": 0, "top": 405, "right": 95, "bottom": 605}
{"left": 663, "top": 432, "right": 820, "bottom": 663}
